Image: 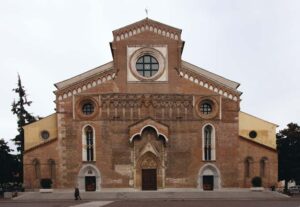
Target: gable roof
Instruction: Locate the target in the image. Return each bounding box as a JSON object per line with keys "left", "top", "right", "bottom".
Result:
{"left": 182, "top": 61, "right": 240, "bottom": 90}
{"left": 179, "top": 60, "right": 242, "bottom": 101}
{"left": 55, "top": 61, "right": 114, "bottom": 90}
{"left": 112, "top": 18, "right": 182, "bottom": 42}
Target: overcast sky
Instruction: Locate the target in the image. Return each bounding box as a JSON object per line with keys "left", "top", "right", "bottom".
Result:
{"left": 1, "top": 0, "right": 299, "bottom": 150}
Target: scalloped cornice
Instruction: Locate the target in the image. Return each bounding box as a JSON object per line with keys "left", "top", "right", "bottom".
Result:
{"left": 55, "top": 61, "right": 116, "bottom": 101}
{"left": 112, "top": 18, "right": 182, "bottom": 42}
{"left": 179, "top": 61, "right": 242, "bottom": 102}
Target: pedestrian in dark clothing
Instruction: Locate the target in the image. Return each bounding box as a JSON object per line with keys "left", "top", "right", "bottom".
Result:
{"left": 74, "top": 187, "right": 81, "bottom": 200}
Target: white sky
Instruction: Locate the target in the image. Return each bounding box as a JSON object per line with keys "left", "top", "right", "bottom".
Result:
{"left": 1, "top": 0, "right": 300, "bottom": 150}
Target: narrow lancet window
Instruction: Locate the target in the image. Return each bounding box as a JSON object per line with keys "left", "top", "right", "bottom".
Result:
{"left": 204, "top": 125, "right": 212, "bottom": 160}
{"left": 85, "top": 126, "right": 94, "bottom": 161}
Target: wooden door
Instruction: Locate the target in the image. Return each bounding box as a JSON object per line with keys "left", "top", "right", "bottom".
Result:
{"left": 203, "top": 175, "right": 214, "bottom": 191}
{"left": 142, "top": 169, "right": 157, "bottom": 190}
{"left": 85, "top": 176, "right": 96, "bottom": 191}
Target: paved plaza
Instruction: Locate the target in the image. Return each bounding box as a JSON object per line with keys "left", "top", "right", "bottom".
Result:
{"left": 12, "top": 188, "right": 289, "bottom": 201}
{"left": 1, "top": 199, "right": 300, "bottom": 207}
{"left": 1, "top": 189, "right": 299, "bottom": 207}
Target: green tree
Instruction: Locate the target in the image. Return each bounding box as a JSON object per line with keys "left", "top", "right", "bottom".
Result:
{"left": 0, "top": 139, "right": 20, "bottom": 185}
{"left": 276, "top": 123, "right": 300, "bottom": 192}
{"left": 11, "top": 74, "right": 36, "bottom": 182}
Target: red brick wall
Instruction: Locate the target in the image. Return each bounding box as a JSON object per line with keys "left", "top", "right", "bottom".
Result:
{"left": 24, "top": 21, "right": 255, "bottom": 190}
{"left": 23, "top": 139, "right": 59, "bottom": 189}
{"left": 238, "top": 137, "right": 278, "bottom": 188}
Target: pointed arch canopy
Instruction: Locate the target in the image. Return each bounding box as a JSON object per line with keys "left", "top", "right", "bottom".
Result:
{"left": 129, "top": 118, "right": 169, "bottom": 143}
{"left": 198, "top": 163, "right": 221, "bottom": 190}
{"left": 77, "top": 164, "right": 101, "bottom": 191}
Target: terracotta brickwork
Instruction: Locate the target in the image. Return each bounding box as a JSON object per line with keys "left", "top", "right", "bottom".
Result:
{"left": 238, "top": 137, "right": 278, "bottom": 188}
{"left": 23, "top": 139, "right": 59, "bottom": 189}
{"left": 23, "top": 18, "right": 277, "bottom": 190}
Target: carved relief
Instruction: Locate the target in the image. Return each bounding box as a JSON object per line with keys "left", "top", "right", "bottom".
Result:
{"left": 141, "top": 157, "right": 157, "bottom": 169}
{"left": 131, "top": 126, "right": 166, "bottom": 189}
{"left": 97, "top": 93, "right": 194, "bottom": 121}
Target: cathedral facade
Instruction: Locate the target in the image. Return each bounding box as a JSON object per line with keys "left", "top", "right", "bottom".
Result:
{"left": 23, "top": 19, "right": 278, "bottom": 191}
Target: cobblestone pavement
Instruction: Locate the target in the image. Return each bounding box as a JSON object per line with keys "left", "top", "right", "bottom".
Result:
{"left": 1, "top": 199, "right": 300, "bottom": 207}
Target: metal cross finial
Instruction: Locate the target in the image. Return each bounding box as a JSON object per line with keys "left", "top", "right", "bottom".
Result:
{"left": 145, "top": 8, "right": 148, "bottom": 18}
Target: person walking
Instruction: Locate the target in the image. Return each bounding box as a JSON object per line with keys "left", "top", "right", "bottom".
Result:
{"left": 74, "top": 187, "right": 81, "bottom": 200}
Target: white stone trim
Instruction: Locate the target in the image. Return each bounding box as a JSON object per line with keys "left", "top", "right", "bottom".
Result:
{"left": 198, "top": 163, "right": 221, "bottom": 190}
{"left": 129, "top": 124, "right": 168, "bottom": 143}
{"left": 182, "top": 61, "right": 240, "bottom": 89}
{"left": 55, "top": 61, "right": 114, "bottom": 89}
{"left": 115, "top": 25, "right": 179, "bottom": 42}
{"left": 179, "top": 68, "right": 239, "bottom": 102}
{"left": 77, "top": 164, "right": 101, "bottom": 191}
{"left": 58, "top": 72, "right": 116, "bottom": 101}
{"left": 82, "top": 125, "right": 96, "bottom": 162}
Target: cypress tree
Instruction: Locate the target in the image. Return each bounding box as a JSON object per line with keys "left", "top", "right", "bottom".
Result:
{"left": 11, "top": 74, "right": 36, "bottom": 182}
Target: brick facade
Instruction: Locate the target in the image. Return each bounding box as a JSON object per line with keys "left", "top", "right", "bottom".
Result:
{"left": 23, "top": 18, "right": 277, "bottom": 190}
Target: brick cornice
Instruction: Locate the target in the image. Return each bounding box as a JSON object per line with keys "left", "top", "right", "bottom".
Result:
{"left": 55, "top": 67, "right": 116, "bottom": 101}
{"left": 178, "top": 65, "right": 241, "bottom": 102}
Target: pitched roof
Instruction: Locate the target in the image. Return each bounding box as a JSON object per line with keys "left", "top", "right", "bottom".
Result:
{"left": 182, "top": 60, "right": 240, "bottom": 90}
{"left": 54, "top": 61, "right": 113, "bottom": 90}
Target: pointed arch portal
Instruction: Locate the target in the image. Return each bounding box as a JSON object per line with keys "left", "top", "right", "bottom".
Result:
{"left": 77, "top": 164, "right": 101, "bottom": 191}
{"left": 198, "top": 163, "right": 221, "bottom": 190}
{"left": 130, "top": 122, "right": 168, "bottom": 190}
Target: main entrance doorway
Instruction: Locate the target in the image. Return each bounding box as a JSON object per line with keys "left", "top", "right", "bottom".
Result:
{"left": 85, "top": 176, "right": 96, "bottom": 191}
{"left": 203, "top": 175, "right": 214, "bottom": 191}
{"left": 142, "top": 169, "right": 157, "bottom": 190}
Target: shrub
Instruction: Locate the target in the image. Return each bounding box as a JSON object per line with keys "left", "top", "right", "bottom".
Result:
{"left": 40, "top": 178, "right": 52, "bottom": 189}
{"left": 251, "top": 176, "right": 262, "bottom": 187}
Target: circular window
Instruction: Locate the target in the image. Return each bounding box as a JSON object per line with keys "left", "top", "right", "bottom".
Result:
{"left": 41, "top": 130, "right": 50, "bottom": 140}
{"left": 196, "top": 98, "right": 218, "bottom": 119}
{"left": 129, "top": 47, "right": 165, "bottom": 81}
{"left": 249, "top": 130, "right": 257, "bottom": 138}
{"left": 82, "top": 102, "right": 94, "bottom": 115}
{"left": 200, "top": 102, "right": 213, "bottom": 114}
{"left": 136, "top": 55, "right": 159, "bottom": 78}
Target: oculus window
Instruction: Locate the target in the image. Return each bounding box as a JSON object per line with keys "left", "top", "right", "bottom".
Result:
{"left": 82, "top": 103, "right": 94, "bottom": 115}
{"left": 40, "top": 130, "right": 50, "bottom": 140}
{"left": 196, "top": 98, "right": 218, "bottom": 119}
{"left": 200, "top": 102, "right": 213, "bottom": 115}
{"left": 136, "top": 55, "right": 159, "bottom": 78}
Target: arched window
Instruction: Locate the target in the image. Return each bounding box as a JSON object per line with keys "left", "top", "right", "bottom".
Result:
{"left": 260, "top": 157, "right": 268, "bottom": 177}
{"left": 202, "top": 124, "right": 216, "bottom": 161}
{"left": 48, "top": 159, "right": 56, "bottom": 179}
{"left": 82, "top": 126, "right": 95, "bottom": 162}
{"left": 245, "top": 157, "right": 253, "bottom": 178}
{"left": 32, "top": 159, "right": 40, "bottom": 179}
